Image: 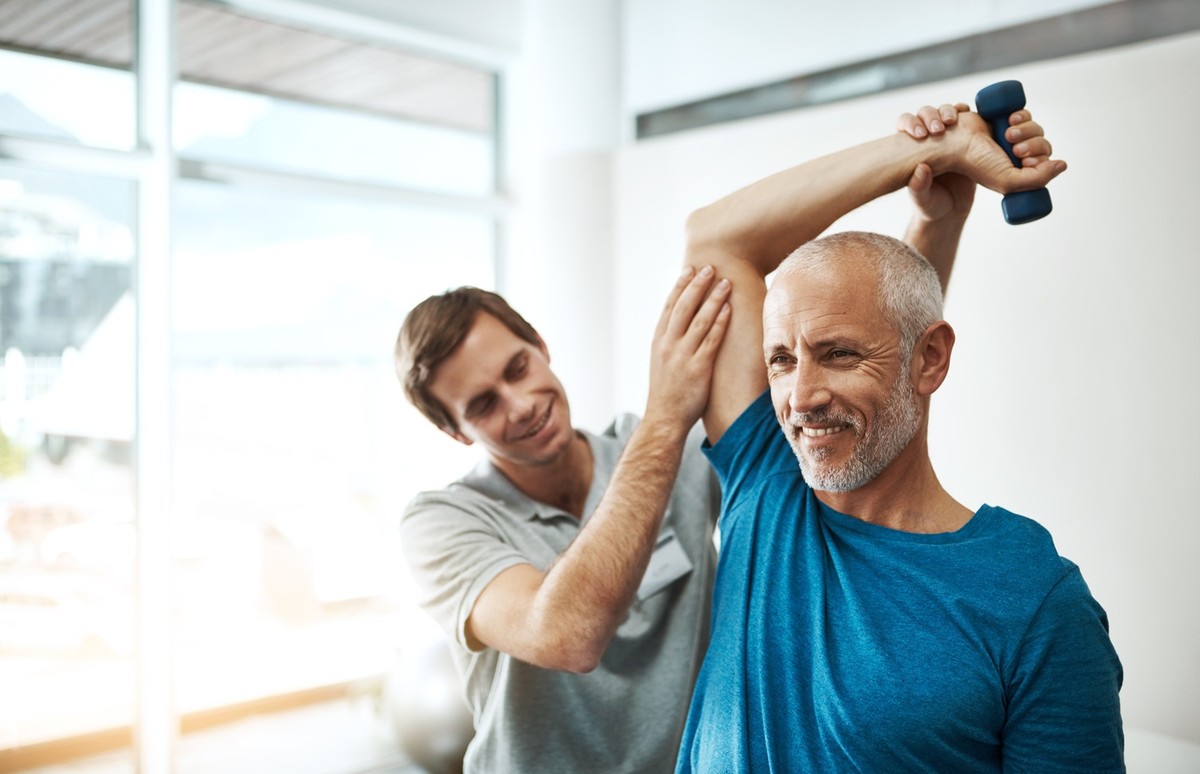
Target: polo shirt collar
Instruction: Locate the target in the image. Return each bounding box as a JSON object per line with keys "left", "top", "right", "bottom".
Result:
{"left": 458, "top": 428, "right": 622, "bottom": 523}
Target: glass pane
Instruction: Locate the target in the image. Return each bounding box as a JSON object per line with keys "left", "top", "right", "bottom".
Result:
{"left": 0, "top": 49, "right": 135, "bottom": 150}
{"left": 175, "top": 82, "right": 494, "bottom": 196}
{"left": 171, "top": 179, "right": 492, "bottom": 716}
{"left": 174, "top": 0, "right": 496, "bottom": 196}
{"left": 0, "top": 163, "right": 136, "bottom": 750}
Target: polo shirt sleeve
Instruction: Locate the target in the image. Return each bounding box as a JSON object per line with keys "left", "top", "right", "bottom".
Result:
{"left": 400, "top": 490, "right": 529, "bottom": 651}
{"left": 1001, "top": 561, "right": 1125, "bottom": 772}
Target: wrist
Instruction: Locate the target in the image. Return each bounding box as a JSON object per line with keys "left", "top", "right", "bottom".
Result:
{"left": 910, "top": 207, "right": 970, "bottom": 227}
{"left": 635, "top": 409, "right": 694, "bottom": 446}
{"left": 896, "top": 122, "right": 971, "bottom": 178}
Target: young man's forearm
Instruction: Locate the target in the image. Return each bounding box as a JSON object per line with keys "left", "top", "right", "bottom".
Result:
{"left": 530, "top": 418, "right": 691, "bottom": 671}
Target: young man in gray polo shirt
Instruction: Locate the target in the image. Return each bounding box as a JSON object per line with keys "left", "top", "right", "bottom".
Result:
{"left": 395, "top": 270, "right": 731, "bottom": 772}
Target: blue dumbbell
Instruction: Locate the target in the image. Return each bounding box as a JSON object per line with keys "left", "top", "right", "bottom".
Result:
{"left": 974, "top": 80, "right": 1052, "bottom": 225}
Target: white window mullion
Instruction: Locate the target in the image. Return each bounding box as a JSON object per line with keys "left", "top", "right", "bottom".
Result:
{"left": 134, "top": 0, "right": 176, "bottom": 771}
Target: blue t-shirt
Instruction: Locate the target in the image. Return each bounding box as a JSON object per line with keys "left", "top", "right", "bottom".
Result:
{"left": 676, "top": 392, "right": 1124, "bottom": 773}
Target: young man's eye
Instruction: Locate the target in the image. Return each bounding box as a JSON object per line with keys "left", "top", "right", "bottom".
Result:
{"left": 467, "top": 397, "right": 495, "bottom": 418}
{"left": 506, "top": 356, "right": 528, "bottom": 381}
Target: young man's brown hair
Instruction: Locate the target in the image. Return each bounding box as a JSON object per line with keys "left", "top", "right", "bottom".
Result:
{"left": 396, "top": 287, "right": 542, "bottom": 433}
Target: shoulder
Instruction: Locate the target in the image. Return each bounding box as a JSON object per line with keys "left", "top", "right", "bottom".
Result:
{"left": 979, "top": 505, "right": 1066, "bottom": 571}
{"left": 979, "top": 505, "right": 1112, "bottom": 636}
{"left": 705, "top": 391, "right": 795, "bottom": 489}
{"left": 400, "top": 481, "right": 519, "bottom": 553}
{"left": 399, "top": 482, "right": 532, "bottom": 583}
{"left": 404, "top": 482, "right": 502, "bottom": 520}
{"left": 934, "top": 505, "right": 1082, "bottom": 631}
{"left": 600, "top": 412, "right": 641, "bottom": 445}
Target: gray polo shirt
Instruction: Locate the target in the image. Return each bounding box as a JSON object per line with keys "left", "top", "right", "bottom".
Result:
{"left": 400, "top": 416, "right": 720, "bottom": 773}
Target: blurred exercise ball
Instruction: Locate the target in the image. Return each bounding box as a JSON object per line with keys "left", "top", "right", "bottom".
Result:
{"left": 384, "top": 640, "right": 474, "bottom": 774}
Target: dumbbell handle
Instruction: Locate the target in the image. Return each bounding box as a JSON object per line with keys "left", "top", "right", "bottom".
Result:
{"left": 974, "top": 80, "right": 1052, "bottom": 225}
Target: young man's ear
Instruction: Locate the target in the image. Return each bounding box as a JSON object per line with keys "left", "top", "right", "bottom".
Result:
{"left": 911, "top": 321, "right": 955, "bottom": 397}
{"left": 440, "top": 425, "right": 473, "bottom": 446}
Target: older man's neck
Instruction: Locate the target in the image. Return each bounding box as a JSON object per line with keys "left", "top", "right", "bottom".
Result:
{"left": 817, "top": 453, "right": 972, "bottom": 535}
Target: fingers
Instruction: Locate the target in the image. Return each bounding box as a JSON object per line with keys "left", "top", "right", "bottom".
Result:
{"left": 896, "top": 112, "right": 921, "bottom": 137}
{"left": 697, "top": 299, "right": 732, "bottom": 355}
{"left": 1005, "top": 110, "right": 1035, "bottom": 135}
{"left": 646, "top": 271, "right": 732, "bottom": 426}
{"left": 906, "top": 162, "right": 936, "bottom": 214}
{"left": 656, "top": 266, "right": 697, "bottom": 339}
{"left": 1003, "top": 110, "right": 1062, "bottom": 170}
{"left": 917, "top": 106, "right": 944, "bottom": 135}
{"left": 662, "top": 266, "right": 730, "bottom": 344}
{"left": 898, "top": 103, "right": 971, "bottom": 139}
{"left": 907, "top": 162, "right": 933, "bottom": 195}
{"left": 678, "top": 273, "right": 731, "bottom": 346}
{"left": 1003, "top": 157, "right": 1068, "bottom": 190}
{"left": 945, "top": 102, "right": 970, "bottom": 121}
{"left": 1014, "top": 137, "right": 1053, "bottom": 167}
{"left": 897, "top": 108, "right": 941, "bottom": 138}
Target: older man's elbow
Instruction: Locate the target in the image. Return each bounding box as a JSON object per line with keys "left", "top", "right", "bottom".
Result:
{"left": 684, "top": 205, "right": 720, "bottom": 259}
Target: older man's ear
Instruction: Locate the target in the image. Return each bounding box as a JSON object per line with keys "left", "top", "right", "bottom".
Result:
{"left": 912, "top": 321, "right": 956, "bottom": 397}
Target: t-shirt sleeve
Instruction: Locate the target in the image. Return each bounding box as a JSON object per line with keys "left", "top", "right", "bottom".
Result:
{"left": 399, "top": 491, "right": 529, "bottom": 651}
{"left": 703, "top": 390, "right": 796, "bottom": 510}
{"left": 1001, "top": 561, "right": 1125, "bottom": 772}
{"left": 683, "top": 421, "right": 723, "bottom": 530}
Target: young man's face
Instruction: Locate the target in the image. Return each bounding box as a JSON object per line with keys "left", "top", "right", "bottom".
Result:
{"left": 429, "top": 312, "right": 575, "bottom": 470}
{"left": 762, "top": 260, "right": 922, "bottom": 493}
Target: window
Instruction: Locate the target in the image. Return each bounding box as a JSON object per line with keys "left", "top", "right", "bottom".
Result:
{"left": 0, "top": 0, "right": 503, "bottom": 768}
{"left": 0, "top": 49, "right": 135, "bottom": 149}
{"left": 0, "top": 161, "right": 137, "bottom": 750}
{"left": 176, "top": 81, "right": 494, "bottom": 194}
{"left": 168, "top": 180, "right": 489, "bottom": 716}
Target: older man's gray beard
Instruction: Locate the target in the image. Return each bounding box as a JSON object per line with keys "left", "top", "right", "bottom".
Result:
{"left": 785, "top": 370, "right": 922, "bottom": 493}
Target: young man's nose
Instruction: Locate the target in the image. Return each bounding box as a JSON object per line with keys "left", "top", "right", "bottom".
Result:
{"left": 503, "top": 387, "right": 537, "bottom": 422}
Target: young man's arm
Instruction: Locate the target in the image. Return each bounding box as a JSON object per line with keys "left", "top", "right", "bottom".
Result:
{"left": 685, "top": 106, "right": 1065, "bottom": 443}
{"left": 463, "top": 269, "right": 730, "bottom": 672}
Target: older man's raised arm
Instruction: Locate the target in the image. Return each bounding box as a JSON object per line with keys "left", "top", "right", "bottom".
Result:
{"left": 684, "top": 105, "right": 1066, "bottom": 444}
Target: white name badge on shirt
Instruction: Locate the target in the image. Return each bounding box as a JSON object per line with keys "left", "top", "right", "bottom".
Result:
{"left": 636, "top": 527, "right": 693, "bottom": 601}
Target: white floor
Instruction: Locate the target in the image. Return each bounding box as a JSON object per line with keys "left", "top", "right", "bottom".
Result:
{"left": 24, "top": 696, "right": 428, "bottom": 774}
{"left": 23, "top": 703, "right": 1197, "bottom": 773}
{"left": 1125, "top": 727, "right": 1200, "bottom": 774}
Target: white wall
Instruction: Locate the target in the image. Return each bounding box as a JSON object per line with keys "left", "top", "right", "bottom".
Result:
{"left": 503, "top": 0, "right": 622, "bottom": 434}
{"left": 622, "top": 0, "right": 1115, "bottom": 113}
{"left": 613, "top": 30, "right": 1200, "bottom": 763}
